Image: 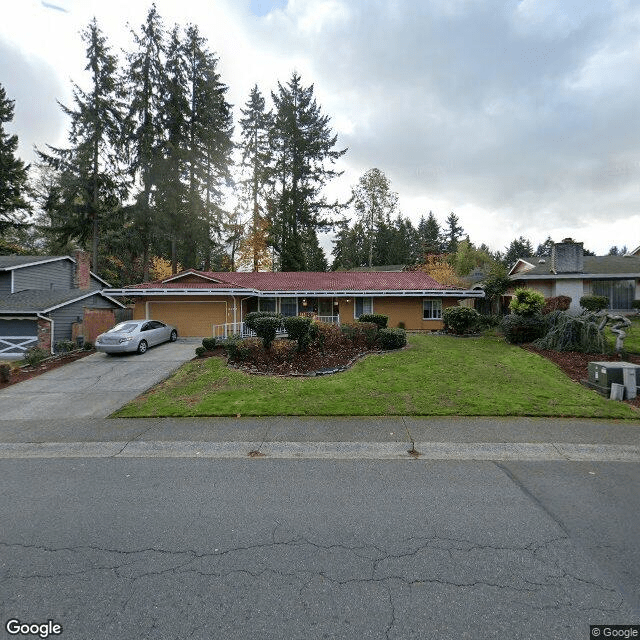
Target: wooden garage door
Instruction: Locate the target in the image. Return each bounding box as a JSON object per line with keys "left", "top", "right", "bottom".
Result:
{"left": 149, "top": 301, "right": 227, "bottom": 337}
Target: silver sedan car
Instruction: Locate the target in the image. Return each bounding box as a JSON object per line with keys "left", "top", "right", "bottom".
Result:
{"left": 95, "top": 320, "right": 178, "bottom": 354}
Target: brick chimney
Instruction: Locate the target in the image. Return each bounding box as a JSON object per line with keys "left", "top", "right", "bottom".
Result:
{"left": 74, "top": 250, "right": 91, "bottom": 290}
{"left": 551, "top": 238, "right": 584, "bottom": 274}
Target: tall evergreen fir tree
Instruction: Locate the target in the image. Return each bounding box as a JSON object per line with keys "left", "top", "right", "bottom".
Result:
{"left": 268, "top": 72, "right": 346, "bottom": 271}
{"left": 37, "top": 18, "right": 124, "bottom": 273}
{"left": 155, "top": 25, "right": 190, "bottom": 272}
{"left": 502, "top": 236, "right": 534, "bottom": 267}
{"left": 183, "top": 24, "right": 233, "bottom": 270}
{"left": 0, "top": 83, "right": 31, "bottom": 235}
{"left": 124, "top": 4, "right": 166, "bottom": 280}
{"left": 442, "top": 211, "right": 464, "bottom": 253}
{"left": 416, "top": 211, "right": 442, "bottom": 256}
{"left": 238, "top": 84, "right": 272, "bottom": 271}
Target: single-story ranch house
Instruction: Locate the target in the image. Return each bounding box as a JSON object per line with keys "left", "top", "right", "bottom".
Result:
{"left": 509, "top": 239, "right": 640, "bottom": 314}
{"left": 104, "top": 270, "right": 484, "bottom": 337}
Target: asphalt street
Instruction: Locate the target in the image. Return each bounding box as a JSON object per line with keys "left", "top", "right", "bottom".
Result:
{"left": 1, "top": 457, "right": 639, "bottom": 640}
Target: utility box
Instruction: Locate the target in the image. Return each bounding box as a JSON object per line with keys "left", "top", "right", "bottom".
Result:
{"left": 584, "top": 362, "right": 640, "bottom": 397}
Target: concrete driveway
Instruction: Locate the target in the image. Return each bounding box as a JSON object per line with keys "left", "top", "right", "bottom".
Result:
{"left": 0, "top": 339, "right": 198, "bottom": 419}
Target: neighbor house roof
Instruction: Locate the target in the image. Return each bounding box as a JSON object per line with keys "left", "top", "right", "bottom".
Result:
{"left": 107, "top": 270, "right": 483, "bottom": 297}
{"left": 0, "top": 289, "right": 125, "bottom": 314}
{"left": 510, "top": 255, "right": 640, "bottom": 279}
{"left": 0, "top": 254, "right": 111, "bottom": 287}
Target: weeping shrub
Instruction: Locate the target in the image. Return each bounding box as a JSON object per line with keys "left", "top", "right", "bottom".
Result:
{"left": 535, "top": 311, "right": 607, "bottom": 353}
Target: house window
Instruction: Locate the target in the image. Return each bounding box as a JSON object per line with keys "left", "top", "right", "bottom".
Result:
{"left": 280, "top": 297, "right": 297, "bottom": 317}
{"left": 423, "top": 299, "right": 442, "bottom": 320}
{"left": 259, "top": 297, "right": 276, "bottom": 312}
{"left": 592, "top": 280, "right": 635, "bottom": 310}
{"left": 354, "top": 297, "right": 373, "bottom": 319}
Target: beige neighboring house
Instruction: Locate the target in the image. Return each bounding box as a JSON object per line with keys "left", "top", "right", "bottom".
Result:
{"left": 508, "top": 239, "right": 640, "bottom": 314}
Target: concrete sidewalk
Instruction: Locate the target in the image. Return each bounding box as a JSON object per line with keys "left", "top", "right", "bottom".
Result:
{"left": 1, "top": 416, "right": 639, "bottom": 461}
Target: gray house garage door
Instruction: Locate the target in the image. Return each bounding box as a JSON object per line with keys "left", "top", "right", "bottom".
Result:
{"left": 0, "top": 319, "right": 38, "bottom": 358}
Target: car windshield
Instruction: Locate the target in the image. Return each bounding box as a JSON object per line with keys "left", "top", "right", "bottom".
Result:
{"left": 107, "top": 322, "right": 138, "bottom": 334}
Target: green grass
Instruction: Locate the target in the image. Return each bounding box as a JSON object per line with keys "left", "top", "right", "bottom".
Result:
{"left": 604, "top": 316, "right": 640, "bottom": 354}
{"left": 114, "top": 335, "right": 639, "bottom": 419}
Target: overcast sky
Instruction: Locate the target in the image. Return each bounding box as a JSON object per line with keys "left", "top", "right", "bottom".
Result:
{"left": 1, "top": 0, "right": 639, "bottom": 257}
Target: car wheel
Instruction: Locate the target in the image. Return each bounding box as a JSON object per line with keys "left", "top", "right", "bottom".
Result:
{"left": 170, "top": 330, "right": 178, "bottom": 342}
{"left": 137, "top": 340, "right": 148, "bottom": 354}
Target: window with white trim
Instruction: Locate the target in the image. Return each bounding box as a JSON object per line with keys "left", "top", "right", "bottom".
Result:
{"left": 354, "top": 297, "right": 373, "bottom": 319}
{"left": 423, "top": 299, "right": 442, "bottom": 319}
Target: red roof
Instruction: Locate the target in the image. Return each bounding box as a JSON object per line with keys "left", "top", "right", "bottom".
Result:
{"left": 123, "top": 269, "right": 459, "bottom": 292}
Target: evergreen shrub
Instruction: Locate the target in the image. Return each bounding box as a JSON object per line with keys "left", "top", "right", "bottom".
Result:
{"left": 501, "top": 314, "right": 546, "bottom": 344}
{"left": 358, "top": 313, "right": 388, "bottom": 329}
{"left": 83, "top": 341, "right": 93, "bottom": 351}
{"left": 442, "top": 307, "right": 479, "bottom": 334}
{"left": 202, "top": 337, "right": 217, "bottom": 351}
{"left": 579, "top": 295, "right": 609, "bottom": 313}
{"left": 245, "top": 311, "right": 282, "bottom": 333}
{"left": 509, "top": 288, "right": 545, "bottom": 316}
{"left": 254, "top": 316, "right": 281, "bottom": 349}
{"left": 23, "top": 347, "right": 48, "bottom": 367}
{"left": 195, "top": 346, "right": 206, "bottom": 357}
{"left": 283, "top": 316, "right": 313, "bottom": 351}
{"left": 632, "top": 300, "right": 640, "bottom": 311}
{"left": 379, "top": 328, "right": 407, "bottom": 349}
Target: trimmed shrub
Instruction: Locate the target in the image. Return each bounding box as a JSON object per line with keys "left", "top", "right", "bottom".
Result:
{"left": 283, "top": 316, "right": 313, "bottom": 351}
{"left": 312, "top": 321, "right": 344, "bottom": 354}
{"left": 442, "top": 306, "right": 479, "bottom": 334}
{"left": 509, "top": 288, "right": 546, "bottom": 316}
{"left": 341, "top": 322, "right": 379, "bottom": 348}
{"left": 0, "top": 363, "right": 11, "bottom": 383}
{"left": 501, "top": 314, "right": 546, "bottom": 344}
{"left": 244, "top": 311, "right": 282, "bottom": 333}
{"left": 579, "top": 295, "right": 609, "bottom": 313}
{"left": 83, "top": 341, "right": 94, "bottom": 351}
{"left": 55, "top": 340, "right": 75, "bottom": 354}
{"left": 195, "top": 346, "right": 207, "bottom": 357}
{"left": 254, "top": 316, "right": 281, "bottom": 349}
{"left": 535, "top": 310, "right": 606, "bottom": 353}
{"left": 543, "top": 295, "right": 572, "bottom": 314}
{"left": 222, "top": 336, "right": 257, "bottom": 361}
{"left": 23, "top": 347, "right": 48, "bottom": 367}
{"left": 632, "top": 300, "right": 640, "bottom": 311}
{"left": 202, "top": 337, "right": 217, "bottom": 351}
{"left": 379, "top": 327, "right": 407, "bottom": 349}
{"left": 358, "top": 313, "right": 388, "bottom": 329}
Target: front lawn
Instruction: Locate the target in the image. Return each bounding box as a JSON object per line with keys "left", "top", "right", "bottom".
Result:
{"left": 604, "top": 316, "right": 640, "bottom": 354}
{"left": 115, "top": 335, "right": 639, "bottom": 419}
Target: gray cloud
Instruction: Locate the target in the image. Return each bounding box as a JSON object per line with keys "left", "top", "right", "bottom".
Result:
{"left": 0, "top": 39, "right": 67, "bottom": 164}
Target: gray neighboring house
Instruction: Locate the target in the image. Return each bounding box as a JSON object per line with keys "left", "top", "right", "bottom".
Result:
{"left": 509, "top": 238, "right": 640, "bottom": 314}
{"left": 0, "top": 252, "right": 124, "bottom": 358}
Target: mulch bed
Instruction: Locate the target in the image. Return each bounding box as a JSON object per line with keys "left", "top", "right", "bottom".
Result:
{"left": 522, "top": 345, "right": 640, "bottom": 408}
{"left": 0, "top": 350, "right": 95, "bottom": 390}
{"left": 197, "top": 340, "right": 372, "bottom": 376}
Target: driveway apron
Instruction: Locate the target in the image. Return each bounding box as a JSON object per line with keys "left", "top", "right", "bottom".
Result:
{"left": 0, "top": 340, "right": 197, "bottom": 420}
